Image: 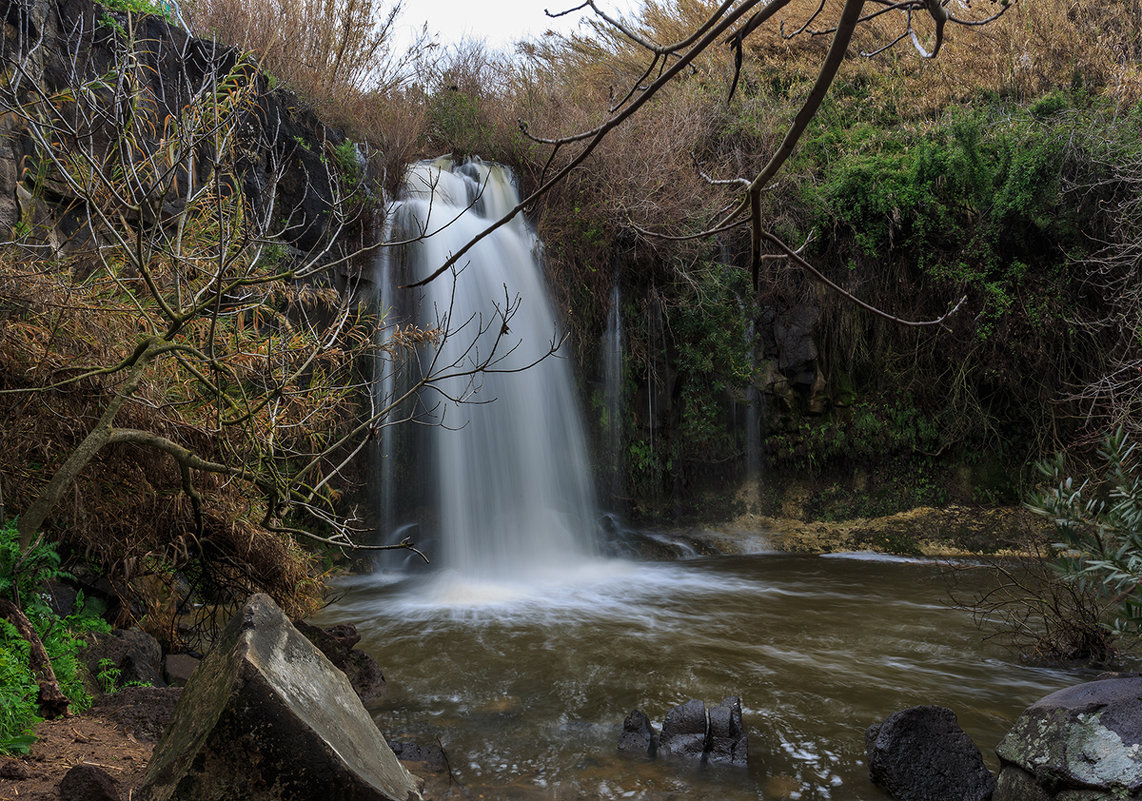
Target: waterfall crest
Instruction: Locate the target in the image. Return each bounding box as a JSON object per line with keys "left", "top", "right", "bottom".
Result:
{"left": 376, "top": 158, "right": 599, "bottom": 585}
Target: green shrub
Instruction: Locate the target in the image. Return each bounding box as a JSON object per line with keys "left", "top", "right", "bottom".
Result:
{"left": 1027, "top": 429, "right": 1142, "bottom": 637}
{"left": 0, "top": 624, "right": 40, "bottom": 754}
{"left": 671, "top": 266, "right": 752, "bottom": 461}
{"left": 0, "top": 520, "right": 109, "bottom": 753}
{"left": 100, "top": 0, "right": 173, "bottom": 21}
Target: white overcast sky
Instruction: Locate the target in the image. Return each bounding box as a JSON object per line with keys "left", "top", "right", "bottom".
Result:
{"left": 393, "top": 0, "right": 641, "bottom": 53}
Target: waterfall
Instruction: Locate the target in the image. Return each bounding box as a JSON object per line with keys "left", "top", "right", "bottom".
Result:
{"left": 377, "top": 158, "right": 599, "bottom": 583}
{"left": 600, "top": 282, "right": 624, "bottom": 506}
{"left": 744, "top": 318, "right": 762, "bottom": 482}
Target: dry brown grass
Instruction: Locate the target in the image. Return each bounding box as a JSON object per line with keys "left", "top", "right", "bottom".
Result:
{"left": 0, "top": 249, "right": 335, "bottom": 630}
{"left": 185, "top": 0, "right": 431, "bottom": 175}
{"left": 497, "top": 0, "right": 1141, "bottom": 322}
{"left": 187, "top": 0, "right": 400, "bottom": 99}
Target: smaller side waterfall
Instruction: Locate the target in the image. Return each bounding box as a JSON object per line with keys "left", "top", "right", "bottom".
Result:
{"left": 743, "top": 317, "right": 762, "bottom": 484}
{"left": 600, "top": 283, "right": 624, "bottom": 506}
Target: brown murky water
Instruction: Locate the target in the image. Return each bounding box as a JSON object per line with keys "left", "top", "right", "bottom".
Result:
{"left": 318, "top": 552, "right": 1095, "bottom": 800}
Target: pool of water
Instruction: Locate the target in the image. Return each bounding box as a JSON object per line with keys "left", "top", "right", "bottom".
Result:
{"left": 316, "top": 552, "right": 1093, "bottom": 800}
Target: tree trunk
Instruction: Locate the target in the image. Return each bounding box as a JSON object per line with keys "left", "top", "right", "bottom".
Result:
{"left": 0, "top": 598, "right": 69, "bottom": 718}
{"left": 17, "top": 352, "right": 153, "bottom": 550}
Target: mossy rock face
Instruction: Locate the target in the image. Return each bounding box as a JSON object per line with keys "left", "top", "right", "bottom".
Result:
{"left": 994, "top": 678, "right": 1142, "bottom": 800}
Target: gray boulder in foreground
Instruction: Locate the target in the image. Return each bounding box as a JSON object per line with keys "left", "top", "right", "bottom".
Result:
{"left": 137, "top": 594, "right": 423, "bottom": 801}
{"left": 994, "top": 677, "right": 1142, "bottom": 801}
{"left": 865, "top": 705, "right": 995, "bottom": 801}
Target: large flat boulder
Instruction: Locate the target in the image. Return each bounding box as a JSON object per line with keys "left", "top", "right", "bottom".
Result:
{"left": 293, "top": 620, "right": 387, "bottom": 703}
{"left": 994, "top": 677, "right": 1142, "bottom": 800}
{"left": 137, "top": 594, "right": 422, "bottom": 801}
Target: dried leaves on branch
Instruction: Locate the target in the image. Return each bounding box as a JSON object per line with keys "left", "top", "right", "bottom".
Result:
{"left": 410, "top": 0, "right": 1013, "bottom": 328}
{"left": 0, "top": 5, "right": 530, "bottom": 618}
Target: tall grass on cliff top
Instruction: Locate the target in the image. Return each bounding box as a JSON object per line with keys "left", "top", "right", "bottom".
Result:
{"left": 502, "top": 0, "right": 1142, "bottom": 296}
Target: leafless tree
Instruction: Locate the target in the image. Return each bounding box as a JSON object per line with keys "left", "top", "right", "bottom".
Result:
{"left": 0, "top": 4, "right": 558, "bottom": 712}
{"left": 1065, "top": 142, "right": 1142, "bottom": 441}
{"left": 406, "top": 0, "right": 1010, "bottom": 327}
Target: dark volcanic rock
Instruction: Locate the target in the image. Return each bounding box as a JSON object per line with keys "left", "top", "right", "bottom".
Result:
{"left": 59, "top": 764, "right": 121, "bottom": 801}
{"left": 707, "top": 696, "right": 748, "bottom": 767}
{"left": 136, "top": 593, "right": 422, "bottom": 801}
{"left": 84, "top": 628, "right": 165, "bottom": 689}
{"left": 94, "top": 686, "right": 183, "bottom": 742}
{"left": 0, "top": 0, "right": 361, "bottom": 263}
{"left": 994, "top": 677, "right": 1142, "bottom": 800}
{"left": 627, "top": 698, "right": 750, "bottom": 768}
{"left": 865, "top": 705, "right": 995, "bottom": 801}
{"left": 659, "top": 699, "right": 709, "bottom": 763}
{"left": 617, "top": 709, "right": 658, "bottom": 758}
{"left": 162, "top": 654, "right": 200, "bottom": 688}
{"left": 387, "top": 741, "right": 447, "bottom": 772}
{"left": 0, "top": 761, "right": 28, "bottom": 780}
{"left": 774, "top": 304, "right": 820, "bottom": 385}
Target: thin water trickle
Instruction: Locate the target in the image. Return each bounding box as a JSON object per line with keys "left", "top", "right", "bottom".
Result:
{"left": 601, "top": 282, "right": 624, "bottom": 506}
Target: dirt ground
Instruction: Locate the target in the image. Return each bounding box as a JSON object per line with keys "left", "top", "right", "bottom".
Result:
{"left": 0, "top": 688, "right": 460, "bottom": 801}
{"left": 0, "top": 687, "right": 182, "bottom": 801}
{"left": 0, "top": 713, "right": 153, "bottom": 801}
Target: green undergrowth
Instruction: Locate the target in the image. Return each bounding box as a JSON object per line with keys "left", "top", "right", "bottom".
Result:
{"left": 0, "top": 520, "right": 109, "bottom": 754}
{"left": 596, "top": 87, "right": 1141, "bottom": 513}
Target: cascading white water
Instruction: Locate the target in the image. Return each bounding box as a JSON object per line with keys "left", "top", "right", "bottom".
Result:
{"left": 378, "top": 158, "right": 599, "bottom": 588}
{"left": 600, "top": 282, "right": 624, "bottom": 505}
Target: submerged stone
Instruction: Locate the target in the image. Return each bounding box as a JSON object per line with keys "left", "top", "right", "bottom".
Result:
{"left": 994, "top": 677, "right": 1142, "bottom": 800}
{"left": 865, "top": 705, "right": 995, "bottom": 801}
{"left": 137, "top": 594, "right": 422, "bottom": 801}
{"left": 617, "top": 708, "right": 657, "bottom": 758}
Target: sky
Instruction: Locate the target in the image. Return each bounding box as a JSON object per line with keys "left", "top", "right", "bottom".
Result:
{"left": 392, "top": 0, "right": 640, "bottom": 53}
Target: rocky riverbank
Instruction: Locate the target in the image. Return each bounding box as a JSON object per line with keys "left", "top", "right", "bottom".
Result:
{"left": 619, "top": 502, "right": 1050, "bottom": 561}
{"left": 1, "top": 504, "right": 1055, "bottom": 800}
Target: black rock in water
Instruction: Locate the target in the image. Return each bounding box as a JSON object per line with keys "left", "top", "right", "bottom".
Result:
{"left": 707, "top": 696, "right": 748, "bottom": 767}
{"left": 388, "top": 740, "right": 447, "bottom": 772}
{"left": 659, "top": 698, "right": 708, "bottom": 763}
{"left": 617, "top": 709, "right": 658, "bottom": 758}
{"left": 865, "top": 705, "right": 995, "bottom": 801}
{"left": 620, "top": 698, "right": 749, "bottom": 768}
